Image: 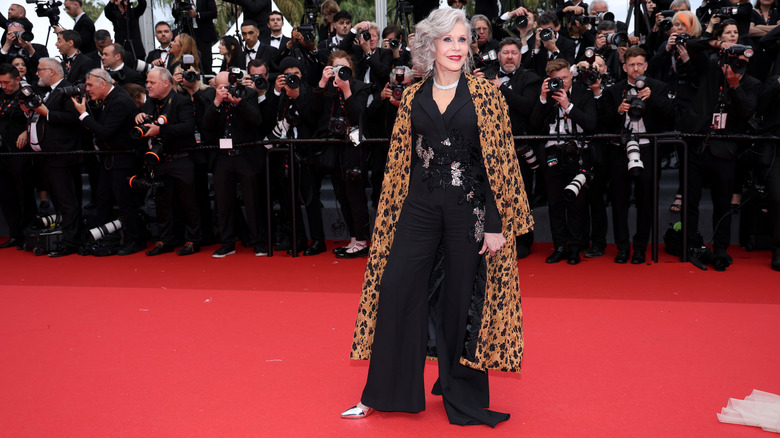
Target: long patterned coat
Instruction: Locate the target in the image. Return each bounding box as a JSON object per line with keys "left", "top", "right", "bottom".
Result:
{"left": 349, "top": 74, "right": 534, "bottom": 373}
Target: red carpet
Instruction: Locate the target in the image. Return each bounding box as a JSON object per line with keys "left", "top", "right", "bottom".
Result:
{"left": 0, "top": 243, "right": 778, "bottom": 437}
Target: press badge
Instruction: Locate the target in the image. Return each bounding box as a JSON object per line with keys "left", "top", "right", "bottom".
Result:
{"left": 712, "top": 113, "right": 727, "bottom": 130}
{"left": 194, "top": 132, "right": 201, "bottom": 144}
{"left": 219, "top": 138, "right": 233, "bottom": 149}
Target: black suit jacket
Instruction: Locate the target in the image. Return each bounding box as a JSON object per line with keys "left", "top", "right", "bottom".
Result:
{"left": 571, "top": 32, "right": 596, "bottom": 64}
{"left": 600, "top": 76, "right": 674, "bottom": 135}
{"left": 63, "top": 51, "right": 99, "bottom": 83}
{"left": 243, "top": 43, "right": 278, "bottom": 71}
{"left": 142, "top": 90, "right": 196, "bottom": 153}
{"left": 176, "top": 0, "right": 218, "bottom": 43}
{"left": 261, "top": 83, "right": 315, "bottom": 140}
{"left": 105, "top": 0, "right": 147, "bottom": 59}
{"left": 73, "top": 14, "right": 97, "bottom": 54}
{"left": 78, "top": 86, "right": 138, "bottom": 168}
{"left": 203, "top": 87, "right": 264, "bottom": 165}
{"left": 261, "top": 35, "right": 291, "bottom": 50}
{"left": 109, "top": 64, "right": 145, "bottom": 86}
{"left": 531, "top": 82, "right": 597, "bottom": 134}
{"left": 36, "top": 79, "right": 82, "bottom": 166}
{"left": 310, "top": 79, "right": 370, "bottom": 138}
{"left": 222, "top": 0, "right": 270, "bottom": 38}
{"left": 499, "top": 68, "right": 543, "bottom": 135}
{"left": 532, "top": 35, "right": 576, "bottom": 78}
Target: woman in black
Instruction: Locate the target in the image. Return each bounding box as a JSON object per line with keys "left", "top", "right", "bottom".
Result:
{"left": 217, "top": 36, "right": 244, "bottom": 72}
{"left": 341, "top": 8, "right": 531, "bottom": 427}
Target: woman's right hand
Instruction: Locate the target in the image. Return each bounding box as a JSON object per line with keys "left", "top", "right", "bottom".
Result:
{"left": 319, "top": 66, "right": 334, "bottom": 88}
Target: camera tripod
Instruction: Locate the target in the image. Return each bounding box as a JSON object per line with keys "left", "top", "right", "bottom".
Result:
{"left": 392, "top": 0, "right": 414, "bottom": 44}
{"left": 625, "top": 0, "right": 653, "bottom": 37}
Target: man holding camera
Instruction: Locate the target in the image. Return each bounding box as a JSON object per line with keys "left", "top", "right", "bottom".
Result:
{"left": 338, "top": 21, "right": 393, "bottom": 99}
{"left": 56, "top": 30, "right": 97, "bottom": 83}
{"left": 172, "top": 0, "right": 217, "bottom": 76}
{"left": 678, "top": 46, "right": 761, "bottom": 270}
{"left": 532, "top": 12, "right": 576, "bottom": 78}
{"left": 136, "top": 67, "right": 201, "bottom": 256}
{"left": 0, "top": 63, "right": 35, "bottom": 250}
{"left": 72, "top": 68, "right": 145, "bottom": 255}
{"left": 104, "top": 0, "right": 146, "bottom": 60}
{"left": 0, "top": 22, "right": 48, "bottom": 69}
{"left": 146, "top": 22, "right": 173, "bottom": 69}
{"left": 53, "top": 0, "right": 96, "bottom": 55}
{"left": 101, "top": 43, "right": 144, "bottom": 86}
{"left": 203, "top": 71, "right": 266, "bottom": 257}
{"left": 601, "top": 47, "right": 673, "bottom": 264}
{"left": 24, "top": 58, "right": 82, "bottom": 256}
{"left": 531, "top": 59, "right": 597, "bottom": 264}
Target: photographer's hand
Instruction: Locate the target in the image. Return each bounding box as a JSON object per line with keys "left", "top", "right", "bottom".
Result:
{"left": 32, "top": 103, "right": 48, "bottom": 117}
{"left": 540, "top": 77, "right": 550, "bottom": 100}
{"left": 135, "top": 112, "right": 148, "bottom": 124}
{"left": 723, "top": 64, "right": 743, "bottom": 88}
{"left": 637, "top": 87, "right": 652, "bottom": 101}
{"left": 274, "top": 74, "right": 286, "bottom": 93}
{"left": 214, "top": 86, "right": 229, "bottom": 106}
{"left": 188, "top": 8, "right": 197, "bottom": 18}
{"left": 380, "top": 82, "right": 393, "bottom": 100}
{"left": 551, "top": 90, "right": 570, "bottom": 109}
{"left": 319, "top": 66, "right": 334, "bottom": 88}
{"left": 241, "top": 76, "right": 257, "bottom": 91}
{"left": 143, "top": 124, "right": 160, "bottom": 137}
{"left": 16, "top": 131, "right": 27, "bottom": 150}
{"left": 71, "top": 96, "right": 87, "bottom": 114}
{"left": 618, "top": 99, "right": 630, "bottom": 114}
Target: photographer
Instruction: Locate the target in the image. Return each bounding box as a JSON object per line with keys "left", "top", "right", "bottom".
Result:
{"left": 381, "top": 24, "right": 409, "bottom": 68}
{"left": 531, "top": 12, "right": 576, "bottom": 78}
{"left": 317, "top": 0, "right": 339, "bottom": 43}
{"left": 317, "top": 10, "right": 353, "bottom": 56}
{"left": 678, "top": 45, "right": 761, "bottom": 270}
{"left": 23, "top": 58, "right": 82, "bottom": 256}
{"left": 261, "top": 57, "right": 320, "bottom": 255}
{"left": 0, "top": 5, "right": 34, "bottom": 44}
{"left": 531, "top": 59, "right": 597, "bottom": 264}
{"left": 478, "top": 38, "right": 542, "bottom": 258}
{"left": 0, "top": 22, "right": 48, "bottom": 70}
{"left": 203, "top": 71, "right": 266, "bottom": 257}
{"left": 601, "top": 47, "right": 673, "bottom": 264}
{"left": 72, "top": 68, "right": 145, "bottom": 255}
{"left": 593, "top": 20, "right": 628, "bottom": 83}
{"left": 56, "top": 30, "right": 97, "bottom": 83}
{"left": 241, "top": 58, "right": 272, "bottom": 136}
{"left": 51, "top": 0, "right": 96, "bottom": 55}
{"left": 171, "top": 0, "right": 217, "bottom": 76}
{"left": 102, "top": 43, "right": 144, "bottom": 86}
{"left": 697, "top": 0, "right": 753, "bottom": 38}
{"left": 146, "top": 22, "right": 173, "bottom": 70}
{"left": 471, "top": 15, "right": 500, "bottom": 56}
{"left": 339, "top": 21, "right": 393, "bottom": 98}
{"left": 241, "top": 20, "right": 277, "bottom": 70}
{"left": 311, "top": 50, "right": 370, "bottom": 258}
{"left": 0, "top": 63, "right": 35, "bottom": 249}
{"left": 104, "top": 0, "right": 147, "bottom": 60}
{"left": 757, "top": 73, "right": 780, "bottom": 270}
{"left": 261, "top": 11, "right": 289, "bottom": 49}
{"left": 221, "top": 0, "right": 271, "bottom": 39}
{"left": 277, "top": 25, "right": 324, "bottom": 88}
{"left": 136, "top": 67, "right": 201, "bottom": 256}
{"left": 567, "top": 10, "right": 597, "bottom": 62}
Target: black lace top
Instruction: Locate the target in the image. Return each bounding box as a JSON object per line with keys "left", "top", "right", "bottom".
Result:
{"left": 409, "top": 76, "right": 501, "bottom": 242}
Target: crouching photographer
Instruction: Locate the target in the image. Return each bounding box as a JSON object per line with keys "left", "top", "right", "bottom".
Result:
{"left": 73, "top": 68, "right": 145, "bottom": 255}
{"left": 312, "top": 50, "right": 371, "bottom": 258}
{"left": 601, "top": 47, "right": 673, "bottom": 264}
{"left": 679, "top": 44, "right": 761, "bottom": 270}
{"left": 531, "top": 59, "right": 597, "bottom": 264}
{"left": 756, "top": 73, "right": 780, "bottom": 271}
{"left": 135, "top": 67, "right": 201, "bottom": 256}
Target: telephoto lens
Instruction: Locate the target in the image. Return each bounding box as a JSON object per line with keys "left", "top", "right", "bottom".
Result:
{"left": 540, "top": 28, "right": 554, "bottom": 42}
{"left": 88, "top": 219, "right": 123, "bottom": 242}
{"left": 284, "top": 72, "right": 301, "bottom": 89}
{"left": 548, "top": 77, "right": 564, "bottom": 92}
{"left": 36, "top": 213, "right": 63, "bottom": 228}
{"left": 517, "top": 144, "right": 539, "bottom": 170}
{"left": 626, "top": 138, "right": 644, "bottom": 176}
{"left": 332, "top": 65, "right": 352, "bottom": 81}
{"left": 563, "top": 171, "right": 591, "bottom": 202}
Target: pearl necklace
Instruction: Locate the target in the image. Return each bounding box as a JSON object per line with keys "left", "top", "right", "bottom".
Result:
{"left": 433, "top": 77, "right": 459, "bottom": 90}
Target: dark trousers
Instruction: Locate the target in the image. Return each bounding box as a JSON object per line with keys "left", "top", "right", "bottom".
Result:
{"left": 94, "top": 162, "right": 144, "bottom": 245}
{"left": 269, "top": 152, "right": 308, "bottom": 243}
{"left": 361, "top": 166, "right": 508, "bottom": 426}
{"left": 152, "top": 156, "right": 201, "bottom": 244}
{"left": 545, "top": 160, "right": 589, "bottom": 252}
{"left": 609, "top": 145, "right": 657, "bottom": 252}
{"left": 331, "top": 144, "right": 370, "bottom": 241}
{"left": 195, "top": 37, "right": 216, "bottom": 76}
{"left": 42, "top": 159, "right": 82, "bottom": 248}
{"left": 685, "top": 149, "right": 735, "bottom": 249}
{"left": 586, "top": 143, "right": 609, "bottom": 250}
{"left": 765, "top": 152, "right": 780, "bottom": 247}
{"left": 0, "top": 157, "right": 35, "bottom": 240}
{"left": 213, "top": 153, "right": 264, "bottom": 246}
{"left": 300, "top": 163, "right": 325, "bottom": 241}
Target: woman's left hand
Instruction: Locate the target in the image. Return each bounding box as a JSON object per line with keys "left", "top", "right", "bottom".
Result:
{"left": 479, "top": 232, "right": 506, "bottom": 257}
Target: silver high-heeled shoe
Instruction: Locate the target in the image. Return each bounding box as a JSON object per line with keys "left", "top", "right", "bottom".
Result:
{"left": 340, "top": 405, "right": 374, "bottom": 419}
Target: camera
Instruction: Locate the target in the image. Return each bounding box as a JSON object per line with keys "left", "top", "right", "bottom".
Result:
{"left": 583, "top": 46, "right": 596, "bottom": 64}
{"left": 574, "top": 67, "right": 601, "bottom": 86}
{"left": 604, "top": 31, "right": 629, "bottom": 47}
{"left": 563, "top": 169, "right": 593, "bottom": 201}
{"left": 60, "top": 83, "right": 87, "bottom": 100}
{"left": 131, "top": 114, "right": 168, "bottom": 141}
{"left": 361, "top": 30, "right": 371, "bottom": 41}
{"left": 298, "top": 24, "right": 316, "bottom": 43}
{"left": 390, "top": 67, "right": 406, "bottom": 100}
{"left": 283, "top": 72, "right": 301, "bottom": 89}
{"left": 250, "top": 74, "right": 269, "bottom": 90}
{"left": 548, "top": 77, "right": 565, "bottom": 93}
{"left": 328, "top": 116, "right": 348, "bottom": 136}
{"left": 88, "top": 219, "right": 122, "bottom": 242}
{"left": 303, "top": 0, "right": 320, "bottom": 25}
{"left": 13, "top": 30, "right": 34, "bottom": 42}
{"left": 625, "top": 135, "right": 645, "bottom": 176}
{"left": 715, "top": 6, "right": 739, "bottom": 19}
{"left": 517, "top": 144, "right": 539, "bottom": 170}
{"left": 26, "top": 0, "right": 61, "bottom": 26}
{"left": 344, "top": 167, "right": 363, "bottom": 182}
{"left": 546, "top": 141, "right": 579, "bottom": 167}
{"left": 17, "top": 80, "right": 43, "bottom": 109}
{"left": 227, "top": 67, "right": 246, "bottom": 98}
{"left": 719, "top": 44, "right": 754, "bottom": 74}
{"left": 571, "top": 15, "right": 596, "bottom": 26}
{"left": 474, "top": 50, "right": 499, "bottom": 80}
{"left": 593, "top": 11, "right": 615, "bottom": 25}
{"left": 128, "top": 174, "right": 164, "bottom": 191}
{"left": 540, "top": 28, "right": 555, "bottom": 42}
{"left": 332, "top": 65, "right": 352, "bottom": 81}
{"left": 36, "top": 213, "right": 62, "bottom": 228}
{"left": 675, "top": 32, "right": 691, "bottom": 47}
{"left": 284, "top": 104, "right": 301, "bottom": 126}
{"left": 180, "top": 54, "right": 199, "bottom": 83}
{"left": 174, "top": 0, "right": 192, "bottom": 15}
{"left": 624, "top": 75, "right": 647, "bottom": 122}
{"left": 388, "top": 38, "right": 401, "bottom": 49}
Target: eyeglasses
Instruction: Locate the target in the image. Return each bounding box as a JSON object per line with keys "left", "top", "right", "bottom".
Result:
{"left": 87, "top": 73, "right": 109, "bottom": 82}
{"left": 37, "top": 67, "right": 52, "bottom": 72}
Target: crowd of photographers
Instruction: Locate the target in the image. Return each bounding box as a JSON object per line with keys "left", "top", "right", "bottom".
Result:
{"left": 0, "top": 0, "right": 779, "bottom": 271}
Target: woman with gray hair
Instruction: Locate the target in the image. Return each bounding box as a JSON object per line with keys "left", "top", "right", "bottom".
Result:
{"left": 342, "top": 8, "right": 532, "bottom": 426}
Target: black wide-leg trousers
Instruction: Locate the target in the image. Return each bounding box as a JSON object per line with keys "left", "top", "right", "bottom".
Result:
{"left": 360, "top": 167, "right": 509, "bottom": 427}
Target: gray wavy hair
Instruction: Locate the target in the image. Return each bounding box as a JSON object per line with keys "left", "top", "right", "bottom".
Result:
{"left": 410, "top": 8, "right": 473, "bottom": 77}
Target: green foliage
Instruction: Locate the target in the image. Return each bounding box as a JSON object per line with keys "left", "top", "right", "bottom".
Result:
{"left": 82, "top": 0, "right": 106, "bottom": 22}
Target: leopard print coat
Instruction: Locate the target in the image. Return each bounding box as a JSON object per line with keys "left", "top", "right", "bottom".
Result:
{"left": 349, "top": 74, "right": 534, "bottom": 373}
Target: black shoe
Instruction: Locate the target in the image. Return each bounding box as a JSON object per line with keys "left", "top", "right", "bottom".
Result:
{"left": 146, "top": 241, "right": 175, "bottom": 256}
{"left": 254, "top": 244, "right": 268, "bottom": 257}
{"left": 615, "top": 249, "right": 629, "bottom": 264}
{"left": 177, "top": 242, "right": 200, "bottom": 256}
{"left": 516, "top": 242, "right": 531, "bottom": 259}
{"left": 117, "top": 242, "right": 146, "bottom": 256}
{"left": 0, "top": 238, "right": 21, "bottom": 249}
{"left": 333, "top": 246, "right": 348, "bottom": 256}
{"left": 631, "top": 250, "right": 646, "bottom": 264}
{"left": 546, "top": 247, "right": 567, "bottom": 263}
{"left": 285, "top": 241, "right": 308, "bottom": 255}
{"left": 49, "top": 245, "right": 78, "bottom": 258}
{"left": 567, "top": 250, "right": 581, "bottom": 265}
{"left": 710, "top": 247, "right": 732, "bottom": 271}
{"left": 584, "top": 246, "right": 604, "bottom": 258}
{"left": 212, "top": 244, "right": 236, "bottom": 258}
{"left": 688, "top": 246, "right": 709, "bottom": 271}
{"left": 336, "top": 245, "right": 369, "bottom": 258}
{"left": 772, "top": 249, "right": 780, "bottom": 272}
{"left": 304, "top": 240, "right": 327, "bottom": 256}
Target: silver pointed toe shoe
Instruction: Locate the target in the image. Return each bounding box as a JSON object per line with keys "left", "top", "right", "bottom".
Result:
{"left": 340, "top": 405, "right": 374, "bottom": 419}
